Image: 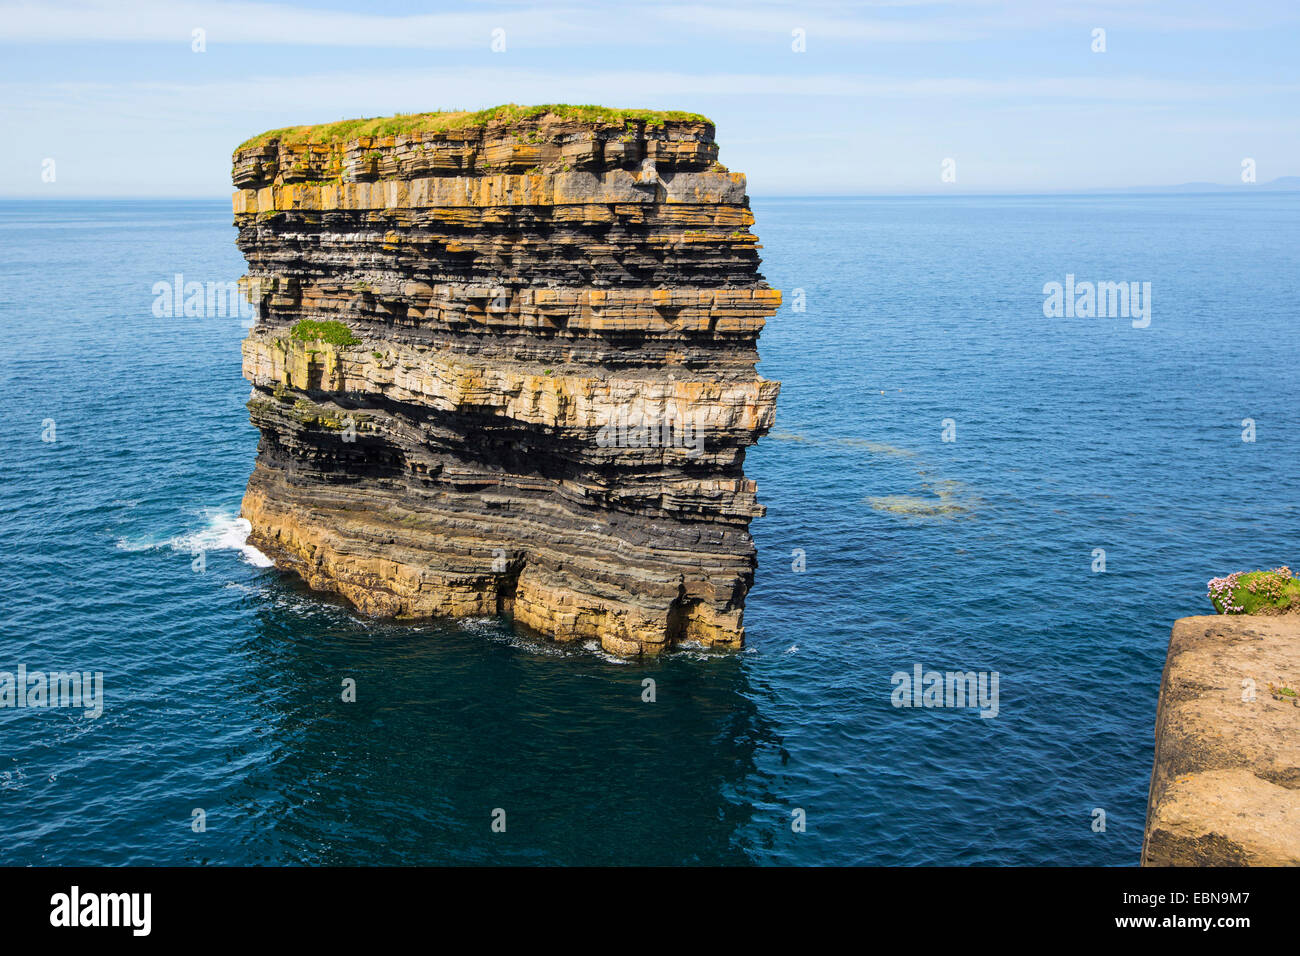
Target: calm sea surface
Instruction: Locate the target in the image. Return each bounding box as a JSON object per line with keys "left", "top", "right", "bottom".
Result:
{"left": 1, "top": 194, "right": 1296, "bottom": 864}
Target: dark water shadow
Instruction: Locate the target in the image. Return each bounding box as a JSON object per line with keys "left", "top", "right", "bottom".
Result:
{"left": 216, "top": 574, "right": 782, "bottom": 865}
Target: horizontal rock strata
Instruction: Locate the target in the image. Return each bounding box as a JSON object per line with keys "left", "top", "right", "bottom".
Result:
{"left": 1142, "top": 616, "right": 1300, "bottom": 865}
{"left": 232, "top": 107, "right": 780, "bottom": 655}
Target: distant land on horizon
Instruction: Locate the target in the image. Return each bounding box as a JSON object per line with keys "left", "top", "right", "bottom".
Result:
{"left": 755, "top": 176, "right": 1300, "bottom": 198}
{"left": 1090, "top": 175, "right": 1300, "bottom": 193}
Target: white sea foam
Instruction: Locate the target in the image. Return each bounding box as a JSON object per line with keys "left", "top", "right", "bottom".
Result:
{"left": 580, "top": 639, "right": 634, "bottom": 665}
{"left": 665, "top": 640, "right": 733, "bottom": 662}
{"left": 116, "top": 509, "right": 273, "bottom": 567}
{"left": 115, "top": 535, "right": 165, "bottom": 552}
{"left": 462, "top": 617, "right": 568, "bottom": 656}
{"left": 171, "top": 511, "right": 274, "bottom": 567}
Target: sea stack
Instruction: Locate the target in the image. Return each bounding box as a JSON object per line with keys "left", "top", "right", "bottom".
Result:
{"left": 230, "top": 105, "right": 781, "bottom": 656}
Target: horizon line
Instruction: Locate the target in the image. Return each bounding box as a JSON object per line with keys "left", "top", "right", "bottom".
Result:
{"left": 2, "top": 187, "right": 1297, "bottom": 202}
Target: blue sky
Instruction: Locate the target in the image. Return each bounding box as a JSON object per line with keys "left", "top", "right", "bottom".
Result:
{"left": 2, "top": 0, "right": 1297, "bottom": 196}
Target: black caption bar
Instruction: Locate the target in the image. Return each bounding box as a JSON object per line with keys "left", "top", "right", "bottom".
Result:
{"left": 0, "top": 866, "right": 1282, "bottom": 942}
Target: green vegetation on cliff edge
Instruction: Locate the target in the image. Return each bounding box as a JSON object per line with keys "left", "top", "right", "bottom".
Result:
{"left": 1207, "top": 566, "right": 1300, "bottom": 614}
{"left": 290, "top": 319, "right": 361, "bottom": 347}
{"left": 239, "top": 104, "right": 713, "bottom": 150}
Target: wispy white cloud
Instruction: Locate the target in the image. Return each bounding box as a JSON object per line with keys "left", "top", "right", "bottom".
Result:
{"left": 6, "top": 66, "right": 1293, "bottom": 118}
{"left": 2, "top": 0, "right": 1287, "bottom": 48}
{"left": 0, "top": 0, "right": 599, "bottom": 47}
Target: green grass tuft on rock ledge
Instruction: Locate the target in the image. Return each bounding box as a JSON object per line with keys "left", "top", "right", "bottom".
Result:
{"left": 290, "top": 319, "right": 361, "bottom": 347}
{"left": 1207, "top": 566, "right": 1300, "bottom": 614}
{"left": 238, "top": 104, "right": 713, "bottom": 150}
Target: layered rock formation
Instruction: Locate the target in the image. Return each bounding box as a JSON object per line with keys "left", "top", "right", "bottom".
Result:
{"left": 231, "top": 106, "right": 780, "bottom": 656}
{"left": 1142, "top": 616, "right": 1300, "bottom": 865}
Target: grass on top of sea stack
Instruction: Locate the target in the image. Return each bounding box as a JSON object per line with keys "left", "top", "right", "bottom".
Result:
{"left": 238, "top": 104, "right": 714, "bottom": 150}
{"left": 1207, "top": 566, "right": 1300, "bottom": 614}
{"left": 289, "top": 319, "right": 361, "bottom": 347}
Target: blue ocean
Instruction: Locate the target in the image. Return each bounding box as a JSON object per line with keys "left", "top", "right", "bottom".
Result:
{"left": 1, "top": 193, "right": 1296, "bottom": 865}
